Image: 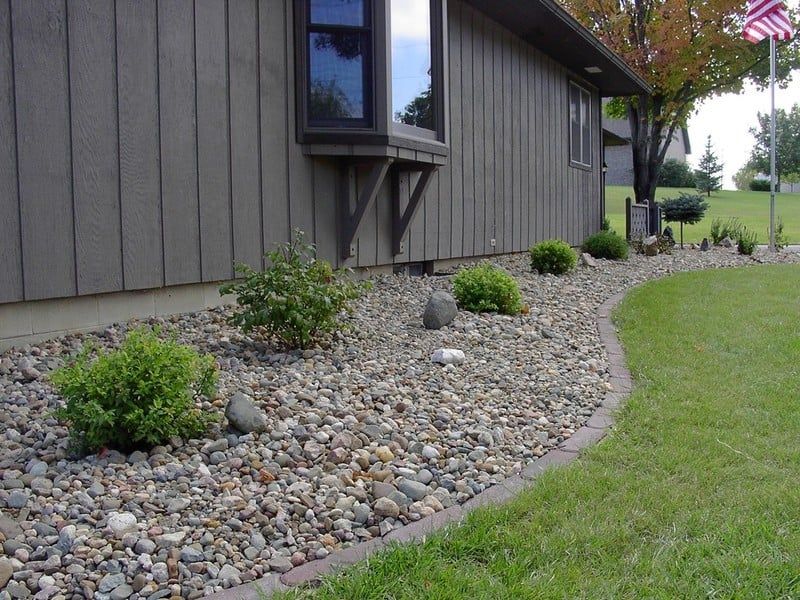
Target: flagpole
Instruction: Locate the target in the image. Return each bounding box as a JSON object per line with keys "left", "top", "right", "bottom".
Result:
{"left": 769, "top": 35, "right": 777, "bottom": 252}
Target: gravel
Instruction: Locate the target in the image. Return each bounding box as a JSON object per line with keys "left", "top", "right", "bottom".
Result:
{"left": 0, "top": 247, "right": 797, "bottom": 598}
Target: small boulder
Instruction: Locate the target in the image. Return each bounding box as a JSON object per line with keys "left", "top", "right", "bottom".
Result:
{"left": 720, "top": 236, "right": 734, "bottom": 248}
{"left": 108, "top": 513, "right": 138, "bottom": 538}
{"left": 422, "top": 291, "right": 458, "bottom": 330}
{"left": 700, "top": 237, "right": 710, "bottom": 251}
{"left": 431, "top": 348, "right": 465, "bottom": 365}
{"left": 643, "top": 235, "right": 659, "bottom": 256}
{"left": 373, "top": 497, "right": 400, "bottom": 518}
{"left": 580, "top": 253, "right": 598, "bottom": 268}
{"left": 225, "top": 392, "right": 268, "bottom": 434}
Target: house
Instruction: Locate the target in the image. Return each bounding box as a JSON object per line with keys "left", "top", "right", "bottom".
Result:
{"left": 603, "top": 113, "right": 692, "bottom": 186}
{"left": 0, "top": 0, "right": 649, "bottom": 350}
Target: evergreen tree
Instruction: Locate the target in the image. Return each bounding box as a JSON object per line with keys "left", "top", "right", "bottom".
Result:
{"left": 694, "top": 136, "right": 724, "bottom": 197}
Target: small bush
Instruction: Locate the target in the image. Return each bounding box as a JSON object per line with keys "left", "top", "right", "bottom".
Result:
{"left": 601, "top": 216, "right": 614, "bottom": 233}
{"left": 452, "top": 264, "right": 522, "bottom": 315}
{"left": 710, "top": 217, "right": 744, "bottom": 245}
{"left": 749, "top": 179, "right": 771, "bottom": 192}
{"left": 582, "top": 231, "right": 629, "bottom": 260}
{"left": 774, "top": 216, "right": 789, "bottom": 250}
{"left": 661, "top": 193, "right": 710, "bottom": 248}
{"left": 658, "top": 158, "right": 697, "bottom": 188}
{"left": 220, "top": 231, "right": 368, "bottom": 348}
{"left": 737, "top": 227, "right": 758, "bottom": 255}
{"left": 52, "top": 327, "right": 217, "bottom": 453}
{"left": 529, "top": 240, "right": 577, "bottom": 275}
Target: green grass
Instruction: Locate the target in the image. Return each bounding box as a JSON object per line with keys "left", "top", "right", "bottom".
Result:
{"left": 279, "top": 265, "right": 800, "bottom": 600}
{"left": 606, "top": 186, "right": 800, "bottom": 243}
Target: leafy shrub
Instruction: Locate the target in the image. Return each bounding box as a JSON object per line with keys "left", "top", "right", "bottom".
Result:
{"left": 582, "top": 231, "right": 629, "bottom": 260}
{"left": 658, "top": 158, "right": 696, "bottom": 188}
{"left": 52, "top": 328, "right": 217, "bottom": 453}
{"left": 710, "top": 217, "right": 744, "bottom": 245}
{"left": 601, "top": 216, "right": 614, "bottom": 233}
{"left": 220, "top": 231, "right": 368, "bottom": 348}
{"left": 772, "top": 216, "right": 789, "bottom": 250}
{"left": 529, "top": 240, "right": 577, "bottom": 275}
{"left": 661, "top": 192, "right": 710, "bottom": 248}
{"left": 452, "top": 264, "right": 522, "bottom": 315}
{"left": 737, "top": 227, "right": 758, "bottom": 255}
{"left": 749, "top": 179, "right": 771, "bottom": 192}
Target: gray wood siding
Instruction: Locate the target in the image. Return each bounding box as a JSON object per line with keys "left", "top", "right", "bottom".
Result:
{"left": 0, "top": 0, "right": 602, "bottom": 305}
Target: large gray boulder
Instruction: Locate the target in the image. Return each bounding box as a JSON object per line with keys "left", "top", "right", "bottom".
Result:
{"left": 423, "top": 291, "right": 458, "bottom": 330}
{"left": 225, "top": 392, "right": 268, "bottom": 434}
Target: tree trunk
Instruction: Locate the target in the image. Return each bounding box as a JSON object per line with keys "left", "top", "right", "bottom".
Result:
{"left": 680, "top": 222, "right": 684, "bottom": 249}
{"left": 626, "top": 95, "right": 676, "bottom": 235}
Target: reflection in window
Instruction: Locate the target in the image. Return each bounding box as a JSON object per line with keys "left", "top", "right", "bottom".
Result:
{"left": 569, "top": 83, "right": 591, "bottom": 167}
{"left": 310, "top": 0, "right": 364, "bottom": 26}
{"left": 309, "top": 32, "right": 366, "bottom": 122}
{"left": 391, "top": 0, "right": 433, "bottom": 130}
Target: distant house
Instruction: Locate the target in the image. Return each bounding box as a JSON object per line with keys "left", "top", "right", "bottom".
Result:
{"left": 603, "top": 115, "right": 692, "bottom": 186}
{"left": 0, "top": 0, "right": 648, "bottom": 349}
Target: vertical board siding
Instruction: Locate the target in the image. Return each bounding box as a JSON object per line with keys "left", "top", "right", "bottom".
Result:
{"left": 12, "top": 0, "right": 76, "bottom": 300}
{"left": 157, "top": 0, "right": 200, "bottom": 286}
{"left": 0, "top": 0, "right": 603, "bottom": 306}
{"left": 0, "top": 0, "right": 23, "bottom": 303}
{"left": 68, "top": 0, "right": 123, "bottom": 296}
{"left": 229, "top": 0, "right": 263, "bottom": 270}
{"left": 117, "top": 0, "right": 163, "bottom": 291}
{"left": 195, "top": 0, "right": 233, "bottom": 281}
{"left": 259, "top": 0, "right": 290, "bottom": 257}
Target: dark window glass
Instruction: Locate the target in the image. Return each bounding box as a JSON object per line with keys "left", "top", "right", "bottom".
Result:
{"left": 391, "top": 0, "right": 434, "bottom": 131}
{"left": 569, "top": 82, "right": 591, "bottom": 166}
{"left": 310, "top": 0, "right": 365, "bottom": 26}
{"left": 308, "top": 32, "right": 367, "bottom": 123}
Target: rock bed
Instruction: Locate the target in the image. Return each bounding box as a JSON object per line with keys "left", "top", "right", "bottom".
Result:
{"left": 0, "top": 248, "right": 797, "bottom": 600}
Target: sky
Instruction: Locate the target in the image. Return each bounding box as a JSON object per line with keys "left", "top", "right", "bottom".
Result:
{"left": 687, "top": 71, "right": 800, "bottom": 189}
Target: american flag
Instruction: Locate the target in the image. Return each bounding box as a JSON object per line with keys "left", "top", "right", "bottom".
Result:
{"left": 743, "top": 0, "right": 795, "bottom": 43}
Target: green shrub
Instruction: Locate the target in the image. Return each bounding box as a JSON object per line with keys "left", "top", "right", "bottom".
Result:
{"left": 452, "top": 264, "right": 522, "bottom": 315}
{"left": 774, "top": 216, "right": 789, "bottom": 250}
{"left": 658, "top": 158, "right": 697, "bottom": 188}
{"left": 581, "top": 231, "right": 629, "bottom": 260}
{"left": 601, "top": 216, "right": 614, "bottom": 233}
{"left": 529, "top": 240, "right": 577, "bottom": 275}
{"left": 749, "top": 179, "right": 771, "bottom": 192}
{"left": 52, "top": 327, "right": 217, "bottom": 454}
{"left": 737, "top": 227, "right": 758, "bottom": 255}
{"left": 661, "top": 192, "right": 710, "bottom": 248}
{"left": 710, "top": 217, "right": 744, "bottom": 245}
{"left": 221, "top": 231, "right": 368, "bottom": 348}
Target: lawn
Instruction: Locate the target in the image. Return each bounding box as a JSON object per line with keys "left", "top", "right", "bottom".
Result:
{"left": 606, "top": 186, "right": 800, "bottom": 244}
{"left": 279, "top": 265, "right": 800, "bottom": 599}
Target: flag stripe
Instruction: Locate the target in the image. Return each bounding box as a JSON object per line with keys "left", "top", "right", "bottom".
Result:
{"left": 743, "top": 0, "right": 795, "bottom": 43}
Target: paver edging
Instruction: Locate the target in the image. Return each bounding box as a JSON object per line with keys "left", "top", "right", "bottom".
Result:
{"left": 203, "top": 291, "right": 634, "bottom": 600}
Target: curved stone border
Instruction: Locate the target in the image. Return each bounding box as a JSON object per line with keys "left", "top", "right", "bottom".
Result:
{"left": 205, "top": 291, "right": 633, "bottom": 600}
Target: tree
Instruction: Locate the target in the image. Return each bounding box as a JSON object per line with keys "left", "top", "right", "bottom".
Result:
{"left": 395, "top": 85, "right": 434, "bottom": 130}
{"left": 560, "top": 0, "right": 800, "bottom": 232}
{"left": 658, "top": 158, "right": 696, "bottom": 187}
{"left": 746, "top": 104, "right": 800, "bottom": 184}
{"left": 660, "top": 192, "right": 709, "bottom": 248}
{"left": 694, "top": 136, "right": 724, "bottom": 196}
{"left": 733, "top": 164, "right": 758, "bottom": 191}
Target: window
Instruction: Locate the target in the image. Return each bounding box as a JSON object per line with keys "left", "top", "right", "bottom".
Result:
{"left": 307, "top": 0, "right": 372, "bottom": 127}
{"left": 569, "top": 82, "right": 592, "bottom": 167}
{"left": 390, "top": 0, "right": 434, "bottom": 132}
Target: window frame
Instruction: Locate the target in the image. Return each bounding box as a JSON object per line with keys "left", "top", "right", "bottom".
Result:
{"left": 568, "top": 81, "right": 593, "bottom": 169}
{"left": 294, "top": 0, "right": 448, "bottom": 156}
{"left": 388, "top": 0, "right": 446, "bottom": 143}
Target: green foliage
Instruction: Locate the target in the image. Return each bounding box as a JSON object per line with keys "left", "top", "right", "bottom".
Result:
{"left": 658, "top": 158, "right": 696, "bottom": 188}
{"left": 220, "top": 231, "right": 367, "bottom": 349}
{"left": 709, "top": 217, "right": 744, "bottom": 245}
{"left": 529, "top": 240, "right": 577, "bottom": 275}
{"left": 581, "top": 231, "right": 629, "bottom": 260}
{"left": 737, "top": 227, "right": 758, "bottom": 255}
{"left": 747, "top": 104, "right": 800, "bottom": 182}
{"left": 661, "top": 192, "right": 710, "bottom": 248}
{"left": 51, "top": 327, "right": 217, "bottom": 454}
{"left": 452, "top": 264, "right": 522, "bottom": 315}
{"left": 694, "top": 136, "right": 724, "bottom": 196}
{"left": 749, "top": 179, "right": 771, "bottom": 192}
{"left": 601, "top": 216, "right": 614, "bottom": 233}
{"left": 733, "top": 165, "right": 758, "bottom": 191}
{"left": 774, "top": 216, "right": 789, "bottom": 251}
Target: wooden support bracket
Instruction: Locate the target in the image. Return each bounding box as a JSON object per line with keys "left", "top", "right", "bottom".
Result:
{"left": 392, "top": 164, "right": 437, "bottom": 256}
{"left": 339, "top": 159, "right": 393, "bottom": 260}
